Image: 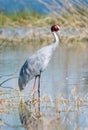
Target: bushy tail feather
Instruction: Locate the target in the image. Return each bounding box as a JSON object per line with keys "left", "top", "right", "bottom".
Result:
{"left": 18, "top": 77, "right": 25, "bottom": 91}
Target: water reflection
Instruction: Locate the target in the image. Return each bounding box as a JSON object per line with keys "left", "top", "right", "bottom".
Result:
{"left": 18, "top": 99, "right": 43, "bottom": 130}
{"left": 18, "top": 97, "right": 63, "bottom": 130}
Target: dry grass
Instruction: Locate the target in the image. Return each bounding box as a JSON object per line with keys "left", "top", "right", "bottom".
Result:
{"left": 0, "top": 88, "right": 88, "bottom": 129}
{"left": 0, "top": 88, "right": 87, "bottom": 113}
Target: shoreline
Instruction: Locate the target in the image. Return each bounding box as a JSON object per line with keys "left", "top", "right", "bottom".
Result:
{"left": 0, "top": 26, "right": 87, "bottom": 44}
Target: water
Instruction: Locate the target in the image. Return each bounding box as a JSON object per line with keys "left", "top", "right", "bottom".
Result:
{"left": 0, "top": 0, "right": 88, "bottom": 14}
{"left": 0, "top": 41, "right": 88, "bottom": 130}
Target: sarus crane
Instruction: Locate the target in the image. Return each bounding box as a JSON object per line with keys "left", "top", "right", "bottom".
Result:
{"left": 18, "top": 24, "right": 60, "bottom": 98}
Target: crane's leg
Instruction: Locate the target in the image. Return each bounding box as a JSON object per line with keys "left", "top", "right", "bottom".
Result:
{"left": 38, "top": 75, "right": 40, "bottom": 99}
{"left": 38, "top": 75, "right": 41, "bottom": 112}
{"left": 32, "top": 76, "right": 37, "bottom": 97}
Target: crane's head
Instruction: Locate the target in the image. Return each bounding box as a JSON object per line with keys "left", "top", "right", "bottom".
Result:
{"left": 51, "top": 25, "right": 60, "bottom": 32}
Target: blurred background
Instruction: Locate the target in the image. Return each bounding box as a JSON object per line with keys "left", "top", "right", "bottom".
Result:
{"left": 0, "top": 0, "right": 88, "bottom": 44}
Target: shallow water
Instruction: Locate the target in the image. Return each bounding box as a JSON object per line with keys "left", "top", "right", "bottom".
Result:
{"left": 0, "top": 41, "right": 88, "bottom": 130}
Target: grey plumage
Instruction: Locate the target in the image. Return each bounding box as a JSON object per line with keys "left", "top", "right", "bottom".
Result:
{"left": 18, "top": 25, "right": 60, "bottom": 91}
{"left": 18, "top": 45, "right": 53, "bottom": 90}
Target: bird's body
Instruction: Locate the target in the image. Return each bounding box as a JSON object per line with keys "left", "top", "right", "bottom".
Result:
{"left": 18, "top": 25, "right": 60, "bottom": 96}
{"left": 18, "top": 45, "right": 53, "bottom": 90}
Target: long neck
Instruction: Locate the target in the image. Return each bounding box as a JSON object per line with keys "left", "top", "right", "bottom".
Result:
{"left": 52, "top": 31, "right": 59, "bottom": 51}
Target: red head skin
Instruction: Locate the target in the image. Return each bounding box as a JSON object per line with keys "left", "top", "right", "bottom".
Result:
{"left": 51, "top": 25, "right": 59, "bottom": 32}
